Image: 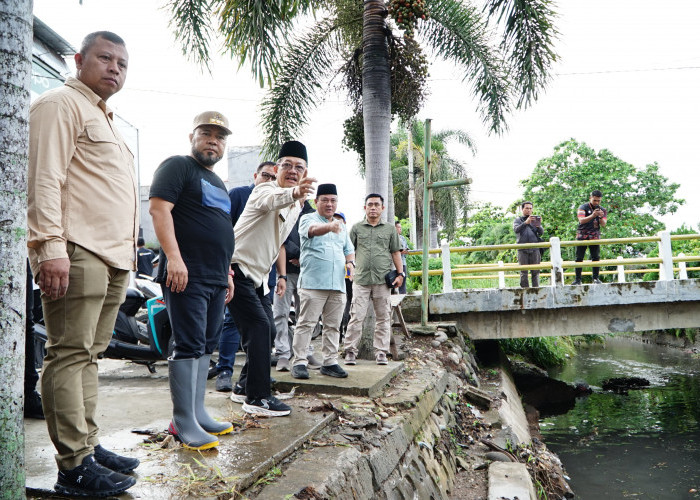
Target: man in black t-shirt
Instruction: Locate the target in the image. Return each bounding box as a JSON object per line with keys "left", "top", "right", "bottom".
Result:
{"left": 149, "top": 111, "right": 235, "bottom": 451}
{"left": 573, "top": 189, "right": 608, "bottom": 285}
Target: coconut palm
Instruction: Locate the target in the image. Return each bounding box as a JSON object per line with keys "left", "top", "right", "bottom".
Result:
{"left": 167, "top": 0, "right": 558, "bottom": 204}
{"left": 0, "top": 0, "right": 32, "bottom": 491}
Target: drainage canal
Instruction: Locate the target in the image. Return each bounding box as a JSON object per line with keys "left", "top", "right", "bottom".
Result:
{"left": 540, "top": 336, "right": 700, "bottom": 499}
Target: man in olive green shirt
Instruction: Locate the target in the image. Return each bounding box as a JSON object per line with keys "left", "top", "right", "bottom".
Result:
{"left": 343, "top": 194, "right": 404, "bottom": 365}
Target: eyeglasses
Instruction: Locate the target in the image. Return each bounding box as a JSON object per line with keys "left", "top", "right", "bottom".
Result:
{"left": 259, "top": 172, "right": 277, "bottom": 181}
{"left": 318, "top": 197, "right": 338, "bottom": 204}
{"left": 278, "top": 161, "right": 306, "bottom": 173}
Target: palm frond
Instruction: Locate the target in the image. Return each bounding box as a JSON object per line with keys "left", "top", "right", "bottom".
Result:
{"left": 433, "top": 129, "right": 477, "bottom": 155}
{"left": 420, "top": 0, "right": 512, "bottom": 134}
{"left": 484, "top": 0, "right": 559, "bottom": 108}
{"left": 165, "top": 0, "right": 221, "bottom": 72}
{"left": 260, "top": 17, "right": 345, "bottom": 157}
{"left": 218, "top": 0, "right": 316, "bottom": 86}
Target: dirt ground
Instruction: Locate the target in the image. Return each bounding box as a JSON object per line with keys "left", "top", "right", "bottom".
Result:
{"left": 450, "top": 468, "right": 489, "bottom": 500}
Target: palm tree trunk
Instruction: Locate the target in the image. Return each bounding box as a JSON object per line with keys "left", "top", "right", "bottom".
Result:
{"left": 0, "top": 0, "right": 32, "bottom": 494}
{"left": 362, "top": 0, "right": 391, "bottom": 218}
{"left": 407, "top": 123, "right": 417, "bottom": 247}
{"left": 358, "top": 0, "right": 392, "bottom": 359}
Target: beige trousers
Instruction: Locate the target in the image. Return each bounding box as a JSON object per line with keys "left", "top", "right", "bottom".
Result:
{"left": 343, "top": 283, "right": 392, "bottom": 356}
{"left": 41, "top": 243, "right": 129, "bottom": 470}
{"left": 292, "top": 288, "right": 346, "bottom": 367}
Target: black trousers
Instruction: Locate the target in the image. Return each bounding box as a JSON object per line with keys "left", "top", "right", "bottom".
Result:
{"left": 25, "top": 261, "right": 39, "bottom": 394}
{"left": 575, "top": 243, "right": 601, "bottom": 279}
{"left": 162, "top": 281, "right": 225, "bottom": 358}
{"left": 230, "top": 264, "right": 274, "bottom": 399}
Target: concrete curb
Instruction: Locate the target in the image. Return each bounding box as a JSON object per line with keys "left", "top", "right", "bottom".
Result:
{"left": 235, "top": 411, "right": 337, "bottom": 493}
{"left": 254, "top": 368, "right": 451, "bottom": 499}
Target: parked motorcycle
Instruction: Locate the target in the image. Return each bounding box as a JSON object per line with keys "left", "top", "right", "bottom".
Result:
{"left": 33, "top": 277, "right": 174, "bottom": 374}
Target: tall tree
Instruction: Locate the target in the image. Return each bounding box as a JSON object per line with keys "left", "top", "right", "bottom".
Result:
{"left": 391, "top": 120, "right": 475, "bottom": 245}
{"left": 520, "top": 138, "right": 684, "bottom": 259}
{"left": 167, "top": 0, "right": 559, "bottom": 206}
{"left": 0, "top": 0, "right": 32, "bottom": 496}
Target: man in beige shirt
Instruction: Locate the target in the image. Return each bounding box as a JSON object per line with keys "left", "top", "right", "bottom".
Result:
{"left": 228, "top": 140, "right": 316, "bottom": 417}
{"left": 27, "top": 31, "right": 138, "bottom": 497}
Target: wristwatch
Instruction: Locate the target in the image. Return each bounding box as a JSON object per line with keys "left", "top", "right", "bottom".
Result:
{"left": 398, "top": 272, "right": 406, "bottom": 278}
{"left": 278, "top": 275, "right": 288, "bottom": 281}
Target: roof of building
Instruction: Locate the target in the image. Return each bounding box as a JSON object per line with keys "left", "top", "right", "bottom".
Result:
{"left": 33, "top": 16, "right": 75, "bottom": 56}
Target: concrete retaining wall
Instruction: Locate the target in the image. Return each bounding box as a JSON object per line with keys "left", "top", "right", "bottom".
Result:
{"left": 255, "top": 359, "right": 536, "bottom": 499}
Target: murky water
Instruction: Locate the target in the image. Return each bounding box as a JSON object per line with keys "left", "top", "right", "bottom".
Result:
{"left": 540, "top": 336, "right": 700, "bottom": 499}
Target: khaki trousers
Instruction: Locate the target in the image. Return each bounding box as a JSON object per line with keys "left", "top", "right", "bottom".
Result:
{"left": 41, "top": 243, "right": 129, "bottom": 470}
{"left": 343, "top": 283, "right": 392, "bottom": 356}
{"left": 292, "top": 288, "right": 345, "bottom": 367}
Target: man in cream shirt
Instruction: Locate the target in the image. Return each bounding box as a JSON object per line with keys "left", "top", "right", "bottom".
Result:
{"left": 228, "top": 140, "right": 316, "bottom": 417}
{"left": 27, "top": 31, "right": 138, "bottom": 497}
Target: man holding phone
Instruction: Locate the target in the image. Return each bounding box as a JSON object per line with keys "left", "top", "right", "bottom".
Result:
{"left": 573, "top": 190, "right": 607, "bottom": 285}
{"left": 513, "top": 201, "right": 544, "bottom": 288}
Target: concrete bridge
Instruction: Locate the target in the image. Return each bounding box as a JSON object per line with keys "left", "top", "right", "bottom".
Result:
{"left": 402, "top": 231, "right": 700, "bottom": 339}
{"left": 402, "top": 279, "right": 700, "bottom": 340}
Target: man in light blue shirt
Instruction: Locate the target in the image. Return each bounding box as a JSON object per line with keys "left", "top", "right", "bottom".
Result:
{"left": 291, "top": 184, "right": 355, "bottom": 379}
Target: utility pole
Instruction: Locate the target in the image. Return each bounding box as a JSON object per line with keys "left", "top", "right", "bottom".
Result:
{"left": 420, "top": 119, "right": 471, "bottom": 327}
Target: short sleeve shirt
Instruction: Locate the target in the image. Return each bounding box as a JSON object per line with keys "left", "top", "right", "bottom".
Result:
{"left": 298, "top": 212, "right": 355, "bottom": 292}
{"left": 576, "top": 202, "right": 608, "bottom": 240}
{"left": 150, "top": 155, "right": 234, "bottom": 286}
{"left": 398, "top": 234, "right": 408, "bottom": 266}
{"left": 350, "top": 219, "right": 402, "bottom": 286}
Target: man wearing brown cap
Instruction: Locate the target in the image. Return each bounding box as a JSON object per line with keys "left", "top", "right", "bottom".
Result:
{"left": 228, "top": 140, "right": 316, "bottom": 416}
{"left": 149, "top": 111, "right": 235, "bottom": 450}
{"left": 290, "top": 183, "right": 355, "bottom": 380}
{"left": 28, "top": 31, "right": 138, "bottom": 496}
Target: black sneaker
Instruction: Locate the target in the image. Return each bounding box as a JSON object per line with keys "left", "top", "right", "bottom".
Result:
{"left": 55, "top": 455, "right": 136, "bottom": 497}
{"left": 242, "top": 396, "right": 291, "bottom": 417}
{"left": 230, "top": 383, "right": 246, "bottom": 404}
{"left": 571, "top": 278, "right": 582, "bottom": 286}
{"left": 320, "top": 364, "right": 348, "bottom": 378}
{"left": 592, "top": 278, "right": 602, "bottom": 284}
{"left": 216, "top": 370, "right": 233, "bottom": 392}
{"left": 207, "top": 359, "right": 219, "bottom": 380}
{"left": 291, "top": 364, "right": 309, "bottom": 379}
{"left": 94, "top": 444, "right": 139, "bottom": 473}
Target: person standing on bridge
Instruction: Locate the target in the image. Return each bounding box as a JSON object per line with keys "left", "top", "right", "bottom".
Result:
{"left": 572, "top": 190, "right": 607, "bottom": 285}
{"left": 513, "top": 201, "right": 544, "bottom": 288}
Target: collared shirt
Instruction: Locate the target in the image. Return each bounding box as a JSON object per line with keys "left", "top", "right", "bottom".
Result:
{"left": 350, "top": 218, "right": 401, "bottom": 286}
{"left": 232, "top": 182, "right": 301, "bottom": 290}
{"left": 398, "top": 234, "right": 408, "bottom": 266}
{"left": 298, "top": 212, "right": 355, "bottom": 293}
{"left": 27, "top": 77, "right": 138, "bottom": 274}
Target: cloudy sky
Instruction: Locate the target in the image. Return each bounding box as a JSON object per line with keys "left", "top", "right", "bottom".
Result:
{"left": 33, "top": 0, "right": 700, "bottom": 231}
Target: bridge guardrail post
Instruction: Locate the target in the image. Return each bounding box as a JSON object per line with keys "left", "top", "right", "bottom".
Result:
{"left": 679, "top": 253, "right": 688, "bottom": 279}
{"left": 658, "top": 230, "right": 673, "bottom": 281}
{"left": 550, "top": 237, "right": 564, "bottom": 286}
{"left": 441, "top": 239, "right": 452, "bottom": 293}
{"left": 617, "top": 256, "right": 626, "bottom": 283}
{"left": 498, "top": 261, "right": 505, "bottom": 289}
